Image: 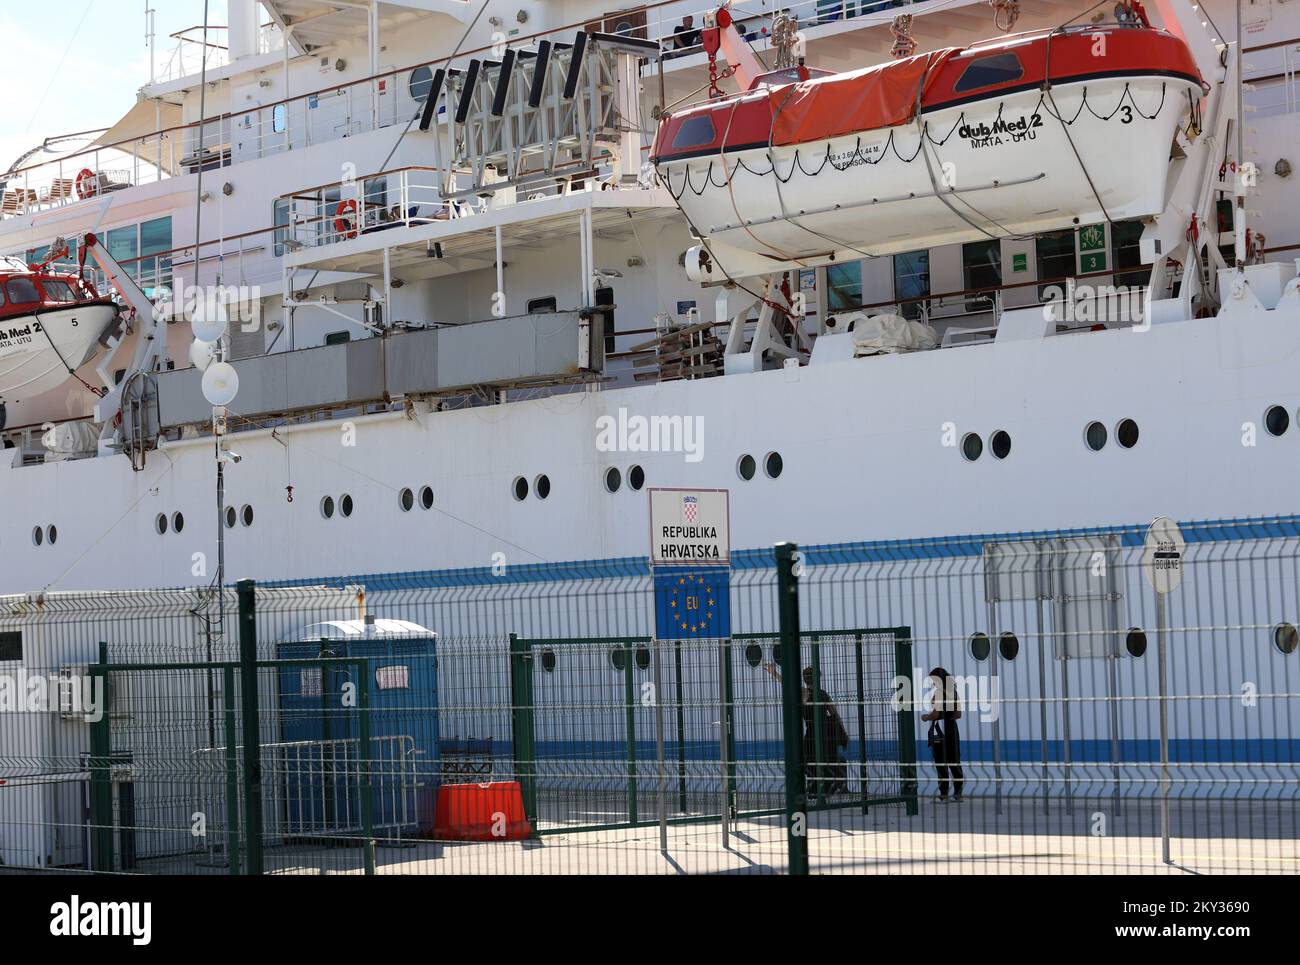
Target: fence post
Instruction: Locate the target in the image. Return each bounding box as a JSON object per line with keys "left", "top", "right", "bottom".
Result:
{"left": 508, "top": 634, "right": 538, "bottom": 827}
{"left": 237, "top": 578, "right": 264, "bottom": 874}
{"left": 775, "top": 542, "right": 809, "bottom": 876}
{"left": 894, "top": 629, "right": 919, "bottom": 816}
{"left": 358, "top": 658, "right": 376, "bottom": 875}
{"left": 222, "top": 666, "right": 240, "bottom": 874}
{"left": 624, "top": 640, "right": 638, "bottom": 825}
{"left": 88, "top": 641, "right": 114, "bottom": 872}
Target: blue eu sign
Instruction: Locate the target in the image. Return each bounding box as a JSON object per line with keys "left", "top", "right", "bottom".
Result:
{"left": 654, "top": 567, "right": 730, "bottom": 639}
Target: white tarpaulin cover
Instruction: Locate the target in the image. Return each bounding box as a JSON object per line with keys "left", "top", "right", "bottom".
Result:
{"left": 846, "top": 312, "right": 939, "bottom": 355}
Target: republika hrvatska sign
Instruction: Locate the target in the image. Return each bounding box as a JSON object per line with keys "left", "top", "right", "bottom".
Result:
{"left": 648, "top": 488, "right": 730, "bottom": 566}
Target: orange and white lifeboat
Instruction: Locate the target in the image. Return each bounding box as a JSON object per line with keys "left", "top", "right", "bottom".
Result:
{"left": 652, "top": 19, "right": 1203, "bottom": 276}
{"left": 0, "top": 257, "right": 117, "bottom": 405}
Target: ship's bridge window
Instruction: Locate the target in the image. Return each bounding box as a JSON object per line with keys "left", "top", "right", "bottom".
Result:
{"left": 953, "top": 52, "right": 1024, "bottom": 93}
{"left": 40, "top": 279, "right": 77, "bottom": 302}
{"left": 671, "top": 115, "right": 717, "bottom": 151}
{"left": 6, "top": 277, "right": 40, "bottom": 304}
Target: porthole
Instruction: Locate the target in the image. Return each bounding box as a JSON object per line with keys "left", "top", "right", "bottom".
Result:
{"left": 241, "top": 505, "right": 254, "bottom": 527}
{"left": 1274, "top": 623, "right": 1299, "bottom": 655}
{"left": 420, "top": 486, "right": 434, "bottom": 510}
{"left": 409, "top": 65, "right": 434, "bottom": 102}
{"left": 961, "top": 433, "right": 983, "bottom": 462}
{"left": 225, "top": 506, "right": 237, "bottom": 529}
{"left": 1116, "top": 418, "right": 1139, "bottom": 449}
{"left": 1265, "top": 405, "right": 1290, "bottom": 437}
{"left": 744, "top": 643, "right": 763, "bottom": 668}
{"left": 990, "top": 430, "right": 1011, "bottom": 460}
{"left": 610, "top": 646, "right": 626, "bottom": 672}
{"left": 635, "top": 645, "right": 651, "bottom": 670}
{"left": 47, "top": 525, "right": 57, "bottom": 545}
{"left": 604, "top": 467, "right": 621, "bottom": 493}
{"left": 340, "top": 494, "right": 354, "bottom": 518}
{"left": 156, "top": 513, "right": 169, "bottom": 535}
{"left": 399, "top": 488, "right": 415, "bottom": 512}
{"left": 771, "top": 642, "right": 782, "bottom": 665}
{"left": 534, "top": 474, "right": 551, "bottom": 500}
{"left": 171, "top": 513, "right": 184, "bottom": 534}
{"left": 32, "top": 526, "right": 42, "bottom": 547}
{"left": 998, "top": 632, "right": 1019, "bottom": 661}
{"left": 737, "top": 454, "right": 757, "bottom": 481}
{"left": 321, "top": 496, "right": 335, "bottom": 519}
{"left": 764, "top": 451, "right": 784, "bottom": 478}
{"left": 513, "top": 476, "right": 528, "bottom": 501}
{"left": 628, "top": 465, "right": 645, "bottom": 490}
{"left": 969, "top": 632, "right": 991, "bottom": 661}
{"left": 1085, "top": 421, "right": 1108, "bottom": 451}
{"left": 1125, "top": 628, "right": 1148, "bottom": 657}
{"left": 540, "top": 648, "right": 557, "bottom": 673}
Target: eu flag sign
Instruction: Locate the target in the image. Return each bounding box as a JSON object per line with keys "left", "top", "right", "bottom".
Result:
{"left": 654, "top": 567, "right": 731, "bottom": 639}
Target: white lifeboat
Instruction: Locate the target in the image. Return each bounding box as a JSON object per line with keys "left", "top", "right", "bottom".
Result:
{"left": 0, "top": 256, "right": 118, "bottom": 407}
{"left": 652, "top": 14, "right": 1204, "bottom": 280}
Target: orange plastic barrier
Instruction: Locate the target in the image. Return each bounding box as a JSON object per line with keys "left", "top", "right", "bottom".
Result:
{"left": 433, "top": 782, "right": 532, "bottom": 841}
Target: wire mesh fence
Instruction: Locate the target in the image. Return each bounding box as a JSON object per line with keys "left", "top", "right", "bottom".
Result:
{"left": 0, "top": 518, "right": 1297, "bottom": 874}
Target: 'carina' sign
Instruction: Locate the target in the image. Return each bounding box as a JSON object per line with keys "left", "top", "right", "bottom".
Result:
{"left": 648, "top": 488, "right": 730, "bottom": 566}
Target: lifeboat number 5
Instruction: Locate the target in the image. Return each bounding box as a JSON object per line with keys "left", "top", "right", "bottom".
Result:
{"left": 334, "top": 199, "right": 359, "bottom": 239}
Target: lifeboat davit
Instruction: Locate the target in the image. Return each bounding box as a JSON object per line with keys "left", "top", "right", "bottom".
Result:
{"left": 652, "top": 19, "right": 1203, "bottom": 278}
{"left": 0, "top": 257, "right": 117, "bottom": 405}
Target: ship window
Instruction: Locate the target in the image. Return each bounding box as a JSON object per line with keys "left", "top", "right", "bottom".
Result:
{"left": 605, "top": 467, "right": 622, "bottom": 493}
{"left": 1037, "top": 230, "right": 1075, "bottom": 300}
{"left": 671, "top": 115, "right": 716, "bottom": 151}
{"left": 610, "top": 647, "right": 626, "bottom": 672}
{"left": 737, "top": 454, "right": 756, "bottom": 480}
{"left": 962, "top": 240, "right": 1001, "bottom": 312}
{"left": 535, "top": 474, "right": 551, "bottom": 499}
{"left": 400, "top": 487, "right": 415, "bottom": 512}
{"left": 1265, "top": 405, "right": 1289, "bottom": 437}
{"left": 156, "top": 513, "right": 168, "bottom": 535}
{"left": 1275, "top": 623, "right": 1299, "bottom": 655}
{"left": 893, "top": 250, "right": 930, "bottom": 321}
{"left": 954, "top": 52, "right": 1024, "bottom": 93}
{"left": 961, "top": 433, "right": 983, "bottom": 461}
{"left": 744, "top": 643, "right": 763, "bottom": 668}
{"left": 1111, "top": 220, "right": 1149, "bottom": 290}
{"left": 513, "top": 476, "right": 528, "bottom": 501}
{"left": 541, "top": 648, "right": 557, "bottom": 672}
{"left": 242, "top": 505, "right": 254, "bottom": 527}
{"left": 40, "top": 279, "right": 77, "bottom": 302}
{"left": 106, "top": 226, "right": 139, "bottom": 279}
{"left": 321, "top": 495, "right": 335, "bottom": 519}
{"left": 272, "top": 103, "right": 287, "bottom": 134}
{"left": 990, "top": 429, "right": 1012, "bottom": 459}
{"left": 764, "top": 452, "right": 784, "bottom": 478}
{"left": 1085, "top": 421, "right": 1107, "bottom": 451}
{"left": 410, "top": 66, "right": 434, "bottom": 102}
{"left": 1125, "top": 628, "right": 1148, "bottom": 657}
{"left": 969, "top": 632, "right": 991, "bottom": 661}
{"left": 32, "top": 526, "right": 43, "bottom": 547}
{"left": 47, "top": 525, "right": 57, "bottom": 545}
{"left": 0, "top": 631, "right": 21, "bottom": 661}
{"left": 1116, "top": 418, "right": 1139, "bottom": 448}
{"left": 420, "top": 486, "right": 434, "bottom": 510}
{"left": 273, "top": 199, "right": 292, "bottom": 257}
{"left": 172, "top": 512, "right": 184, "bottom": 534}
{"left": 6, "top": 277, "right": 40, "bottom": 304}
{"left": 527, "top": 296, "right": 557, "bottom": 314}
{"left": 999, "top": 632, "right": 1020, "bottom": 661}
{"left": 628, "top": 465, "right": 645, "bottom": 490}
{"left": 340, "top": 494, "right": 354, "bottom": 517}
{"left": 635, "top": 645, "right": 651, "bottom": 670}
{"left": 827, "top": 262, "right": 863, "bottom": 311}
{"left": 325, "top": 330, "right": 351, "bottom": 346}
{"left": 225, "top": 506, "right": 237, "bottom": 528}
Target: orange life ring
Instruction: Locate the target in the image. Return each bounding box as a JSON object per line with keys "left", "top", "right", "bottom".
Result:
{"left": 75, "top": 168, "right": 97, "bottom": 200}
{"left": 334, "top": 199, "right": 358, "bottom": 239}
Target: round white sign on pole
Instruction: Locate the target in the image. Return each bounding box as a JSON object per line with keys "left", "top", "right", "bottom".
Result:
{"left": 1143, "top": 516, "right": 1185, "bottom": 595}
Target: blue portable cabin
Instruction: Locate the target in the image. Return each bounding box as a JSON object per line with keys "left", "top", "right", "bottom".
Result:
{"left": 277, "top": 619, "right": 439, "bottom": 838}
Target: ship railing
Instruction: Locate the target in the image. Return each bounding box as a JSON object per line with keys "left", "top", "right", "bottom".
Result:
{"left": 277, "top": 163, "right": 622, "bottom": 253}
{"left": 152, "top": 23, "right": 284, "bottom": 86}
{"left": 1242, "top": 39, "right": 1300, "bottom": 118}
{"left": 654, "top": 0, "right": 905, "bottom": 60}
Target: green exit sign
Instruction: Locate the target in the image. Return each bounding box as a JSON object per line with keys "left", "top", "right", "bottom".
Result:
{"left": 1079, "top": 224, "right": 1107, "bottom": 273}
{"left": 1012, "top": 253, "right": 1027, "bottom": 273}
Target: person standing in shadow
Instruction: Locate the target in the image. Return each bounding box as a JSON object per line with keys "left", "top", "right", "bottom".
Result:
{"left": 920, "top": 667, "right": 964, "bottom": 803}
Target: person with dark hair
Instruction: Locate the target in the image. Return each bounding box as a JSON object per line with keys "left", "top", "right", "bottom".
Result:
{"left": 920, "top": 667, "right": 964, "bottom": 802}
{"left": 765, "top": 662, "right": 850, "bottom": 795}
